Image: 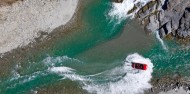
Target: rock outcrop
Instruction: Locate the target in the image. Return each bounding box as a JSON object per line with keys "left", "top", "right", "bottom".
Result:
{"left": 177, "top": 8, "right": 190, "bottom": 38}
{"left": 135, "top": 0, "right": 190, "bottom": 40}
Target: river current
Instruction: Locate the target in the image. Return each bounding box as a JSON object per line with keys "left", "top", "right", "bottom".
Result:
{"left": 1, "top": 0, "right": 190, "bottom": 94}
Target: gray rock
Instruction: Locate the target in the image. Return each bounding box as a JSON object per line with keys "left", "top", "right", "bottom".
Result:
{"left": 136, "top": 0, "right": 190, "bottom": 39}
{"left": 137, "top": 1, "right": 158, "bottom": 19}
{"left": 166, "top": 21, "right": 172, "bottom": 34}
{"left": 158, "top": 22, "right": 172, "bottom": 38}
{"left": 160, "top": 28, "right": 166, "bottom": 38}
{"left": 146, "top": 15, "right": 159, "bottom": 31}
{"left": 176, "top": 8, "right": 190, "bottom": 38}
{"left": 167, "top": 0, "right": 181, "bottom": 10}
{"left": 158, "top": 10, "right": 164, "bottom": 22}
{"left": 171, "top": 13, "right": 180, "bottom": 30}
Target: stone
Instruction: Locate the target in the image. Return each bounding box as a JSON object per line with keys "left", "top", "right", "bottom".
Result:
{"left": 159, "top": 28, "right": 166, "bottom": 38}
{"left": 166, "top": 21, "right": 172, "bottom": 34}
{"left": 146, "top": 15, "right": 159, "bottom": 31}
{"left": 177, "top": 9, "right": 190, "bottom": 38}
{"left": 112, "top": 0, "right": 123, "bottom": 3}
{"left": 135, "top": 0, "right": 190, "bottom": 40}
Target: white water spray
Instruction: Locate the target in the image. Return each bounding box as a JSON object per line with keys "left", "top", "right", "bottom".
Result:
{"left": 109, "top": 0, "right": 152, "bottom": 20}
{"left": 48, "top": 53, "right": 154, "bottom": 94}
{"left": 83, "top": 53, "right": 153, "bottom": 94}
{"left": 155, "top": 30, "right": 168, "bottom": 50}
{"left": 7, "top": 54, "right": 153, "bottom": 94}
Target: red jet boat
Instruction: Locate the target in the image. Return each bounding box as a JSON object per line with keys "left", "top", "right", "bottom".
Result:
{"left": 132, "top": 62, "right": 147, "bottom": 70}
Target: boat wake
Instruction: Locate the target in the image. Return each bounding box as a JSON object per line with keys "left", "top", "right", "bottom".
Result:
{"left": 3, "top": 53, "right": 153, "bottom": 94}
{"left": 82, "top": 53, "right": 153, "bottom": 94}
{"left": 49, "top": 53, "right": 154, "bottom": 94}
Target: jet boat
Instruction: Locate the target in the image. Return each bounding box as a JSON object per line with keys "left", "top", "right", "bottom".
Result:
{"left": 132, "top": 62, "right": 147, "bottom": 70}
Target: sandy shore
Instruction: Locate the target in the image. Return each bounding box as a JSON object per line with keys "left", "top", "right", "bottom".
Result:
{"left": 0, "top": 0, "right": 78, "bottom": 54}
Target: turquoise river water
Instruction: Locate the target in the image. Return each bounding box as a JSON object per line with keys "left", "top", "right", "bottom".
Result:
{"left": 1, "top": 0, "right": 190, "bottom": 94}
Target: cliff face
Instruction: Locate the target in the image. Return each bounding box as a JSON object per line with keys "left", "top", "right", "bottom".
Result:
{"left": 136, "top": 0, "right": 190, "bottom": 39}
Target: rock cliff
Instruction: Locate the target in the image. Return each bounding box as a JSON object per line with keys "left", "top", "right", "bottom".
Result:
{"left": 136, "top": 0, "right": 190, "bottom": 40}
{"left": 112, "top": 0, "right": 190, "bottom": 40}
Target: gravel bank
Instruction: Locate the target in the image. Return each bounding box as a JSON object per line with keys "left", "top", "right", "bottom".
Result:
{"left": 0, "top": 0, "right": 78, "bottom": 54}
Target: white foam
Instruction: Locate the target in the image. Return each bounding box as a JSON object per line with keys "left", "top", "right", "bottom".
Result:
{"left": 7, "top": 54, "right": 153, "bottom": 94}
{"left": 47, "top": 54, "right": 154, "bottom": 94}
{"left": 6, "top": 55, "right": 82, "bottom": 87}
{"left": 154, "top": 30, "right": 168, "bottom": 50}
{"left": 43, "top": 55, "right": 83, "bottom": 67}
{"left": 0, "top": 0, "right": 78, "bottom": 54}
{"left": 109, "top": 0, "right": 152, "bottom": 20}
{"left": 49, "top": 66, "right": 75, "bottom": 74}
{"left": 83, "top": 53, "right": 153, "bottom": 94}
{"left": 49, "top": 66, "right": 87, "bottom": 81}
{"left": 43, "top": 55, "right": 87, "bottom": 81}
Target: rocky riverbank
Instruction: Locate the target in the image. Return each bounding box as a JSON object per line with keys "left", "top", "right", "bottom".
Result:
{"left": 114, "top": 0, "right": 190, "bottom": 41}
{"left": 137, "top": 0, "right": 190, "bottom": 40}
{"left": 144, "top": 75, "right": 190, "bottom": 94}
{"left": 112, "top": 0, "right": 190, "bottom": 93}
{"left": 135, "top": 0, "right": 190, "bottom": 93}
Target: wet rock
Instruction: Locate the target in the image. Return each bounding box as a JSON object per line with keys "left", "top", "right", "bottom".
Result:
{"left": 112, "top": 0, "right": 123, "bottom": 3}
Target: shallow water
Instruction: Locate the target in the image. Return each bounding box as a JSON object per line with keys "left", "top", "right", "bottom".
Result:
{"left": 1, "top": 0, "right": 190, "bottom": 94}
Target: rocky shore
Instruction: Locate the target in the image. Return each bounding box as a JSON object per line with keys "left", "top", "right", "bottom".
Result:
{"left": 114, "top": 0, "right": 190, "bottom": 41}
{"left": 144, "top": 75, "right": 190, "bottom": 94}
{"left": 135, "top": 0, "right": 190, "bottom": 93}
{"left": 137, "top": 0, "right": 190, "bottom": 40}
{"left": 112, "top": 0, "right": 190, "bottom": 93}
